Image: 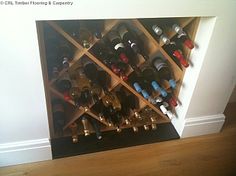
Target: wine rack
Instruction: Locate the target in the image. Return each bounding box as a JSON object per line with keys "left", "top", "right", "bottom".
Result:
{"left": 36, "top": 17, "right": 200, "bottom": 147}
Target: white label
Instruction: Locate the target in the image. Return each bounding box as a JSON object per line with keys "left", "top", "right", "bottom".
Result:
{"left": 177, "top": 31, "right": 187, "bottom": 39}
{"left": 160, "top": 105, "right": 167, "bottom": 114}
{"left": 114, "top": 43, "right": 125, "bottom": 50}
{"left": 154, "top": 59, "right": 167, "bottom": 71}
{"left": 130, "top": 42, "right": 137, "bottom": 48}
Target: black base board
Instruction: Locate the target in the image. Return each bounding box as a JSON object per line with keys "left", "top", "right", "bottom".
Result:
{"left": 51, "top": 122, "right": 179, "bottom": 159}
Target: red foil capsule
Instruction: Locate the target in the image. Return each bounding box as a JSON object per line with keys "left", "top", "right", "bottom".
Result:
{"left": 111, "top": 64, "right": 121, "bottom": 74}
{"left": 168, "top": 97, "right": 178, "bottom": 107}
{"left": 173, "top": 50, "right": 189, "bottom": 68}
{"left": 63, "top": 92, "right": 71, "bottom": 101}
{"left": 184, "top": 39, "right": 194, "bottom": 49}
{"left": 119, "top": 53, "right": 129, "bottom": 64}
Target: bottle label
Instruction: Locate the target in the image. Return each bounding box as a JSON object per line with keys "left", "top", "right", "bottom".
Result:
{"left": 130, "top": 42, "right": 137, "bottom": 49}
{"left": 153, "top": 59, "right": 168, "bottom": 71}
{"left": 114, "top": 43, "right": 125, "bottom": 50}
{"left": 177, "top": 31, "right": 187, "bottom": 39}
{"left": 160, "top": 105, "right": 167, "bottom": 114}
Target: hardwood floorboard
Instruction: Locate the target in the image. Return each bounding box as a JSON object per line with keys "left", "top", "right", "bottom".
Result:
{"left": 1, "top": 103, "right": 236, "bottom": 176}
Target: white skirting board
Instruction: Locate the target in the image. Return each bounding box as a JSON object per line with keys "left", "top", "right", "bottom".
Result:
{"left": 181, "top": 114, "right": 225, "bottom": 138}
{"left": 0, "top": 138, "right": 52, "bottom": 167}
{"left": 0, "top": 114, "right": 225, "bottom": 167}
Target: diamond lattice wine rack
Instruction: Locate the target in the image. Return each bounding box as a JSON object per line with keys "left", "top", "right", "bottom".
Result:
{"left": 36, "top": 17, "right": 199, "bottom": 158}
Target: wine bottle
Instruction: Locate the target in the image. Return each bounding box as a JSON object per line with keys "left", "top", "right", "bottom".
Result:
{"left": 93, "top": 43, "right": 128, "bottom": 81}
{"left": 141, "top": 66, "right": 168, "bottom": 97}
{"left": 81, "top": 115, "right": 90, "bottom": 136}
{"left": 127, "top": 94, "right": 141, "bottom": 119}
{"left": 161, "top": 35, "right": 189, "bottom": 68}
{"left": 83, "top": 60, "right": 99, "bottom": 84}
{"left": 57, "top": 20, "right": 80, "bottom": 40}
{"left": 44, "top": 24, "right": 61, "bottom": 79}
{"left": 97, "top": 70, "right": 111, "bottom": 93}
{"left": 129, "top": 72, "right": 156, "bottom": 103}
{"left": 152, "top": 25, "right": 189, "bottom": 68}
{"left": 76, "top": 68, "right": 92, "bottom": 109}
{"left": 92, "top": 100, "right": 106, "bottom": 121}
{"left": 56, "top": 73, "right": 72, "bottom": 101}
{"left": 163, "top": 92, "right": 178, "bottom": 107}
{"left": 87, "top": 115, "right": 102, "bottom": 140}
{"left": 161, "top": 101, "right": 176, "bottom": 120}
{"left": 118, "top": 23, "right": 149, "bottom": 60}
{"left": 107, "top": 31, "right": 129, "bottom": 64}
{"left": 172, "top": 24, "right": 194, "bottom": 49}
{"left": 116, "top": 89, "right": 131, "bottom": 125}
{"left": 152, "top": 57, "right": 176, "bottom": 89}
{"left": 79, "top": 22, "right": 93, "bottom": 48}
{"left": 69, "top": 79, "right": 81, "bottom": 106}
{"left": 83, "top": 60, "right": 102, "bottom": 104}
{"left": 86, "top": 20, "right": 104, "bottom": 39}
{"left": 69, "top": 122, "right": 78, "bottom": 143}
{"left": 110, "top": 111, "right": 123, "bottom": 132}
{"left": 103, "top": 105, "right": 115, "bottom": 127}
{"left": 57, "top": 39, "right": 74, "bottom": 69}
{"left": 52, "top": 99, "right": 65, "bottom": 136}
{"left": 102, "top": 91, "right": 121, "bottom": 111}
{"left": 143, "top": 124, "right": 150, "bottom": 131}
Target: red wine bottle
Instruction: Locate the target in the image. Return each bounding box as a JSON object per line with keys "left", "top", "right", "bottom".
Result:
{"left": 152, "top": 57, "right": 176, "bottom": 89}
{"left": 152, "top": 25, "right": 189, "bottom": 68}
{"left": 118, "top": 23, "right": 149, "bottom": 60}
{"left": 107, "top": 31, "right": 129, "bottom": 64}
{"left": 56, "top": 73, "right": 72, "bottom": 101}
{"left": 163, "top": 92, "right": 178, "bottom": 107}
{"left": 93, "top": 43, "right": 128, "bottom": 80}
{"left": 52, "top": 99, "right": 65, "bottom": 136}
{"left": 172, "top": 24, "right": 194, "bottom": 49}
{"left": 161, "top": 35, "right": 189, "bottom": 68}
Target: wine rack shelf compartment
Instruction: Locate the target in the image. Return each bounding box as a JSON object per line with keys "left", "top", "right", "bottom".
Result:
{"left": 37, "top": 17, "right": 199, "bottom": 143}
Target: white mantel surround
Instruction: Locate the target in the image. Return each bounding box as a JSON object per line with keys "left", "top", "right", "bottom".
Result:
{"left": 0, "top": 0, "right": 236, "bottom": 167}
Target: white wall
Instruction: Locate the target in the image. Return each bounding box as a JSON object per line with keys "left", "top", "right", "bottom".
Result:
{"left": 0, "top": 0, "right": 236, "bottom": 166}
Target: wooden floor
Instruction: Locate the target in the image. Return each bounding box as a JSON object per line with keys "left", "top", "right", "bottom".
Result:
{"left": 1, "top": 103, "right": 236, "bottom": 176}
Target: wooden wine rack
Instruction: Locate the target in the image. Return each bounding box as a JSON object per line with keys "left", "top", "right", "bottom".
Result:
{"left": 36, "top": 17, "right": 200, "bottom": 139}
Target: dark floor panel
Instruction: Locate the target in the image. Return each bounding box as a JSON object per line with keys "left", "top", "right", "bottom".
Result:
{"left": 51, "top": 122, "right": 179, "bottom": 159}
